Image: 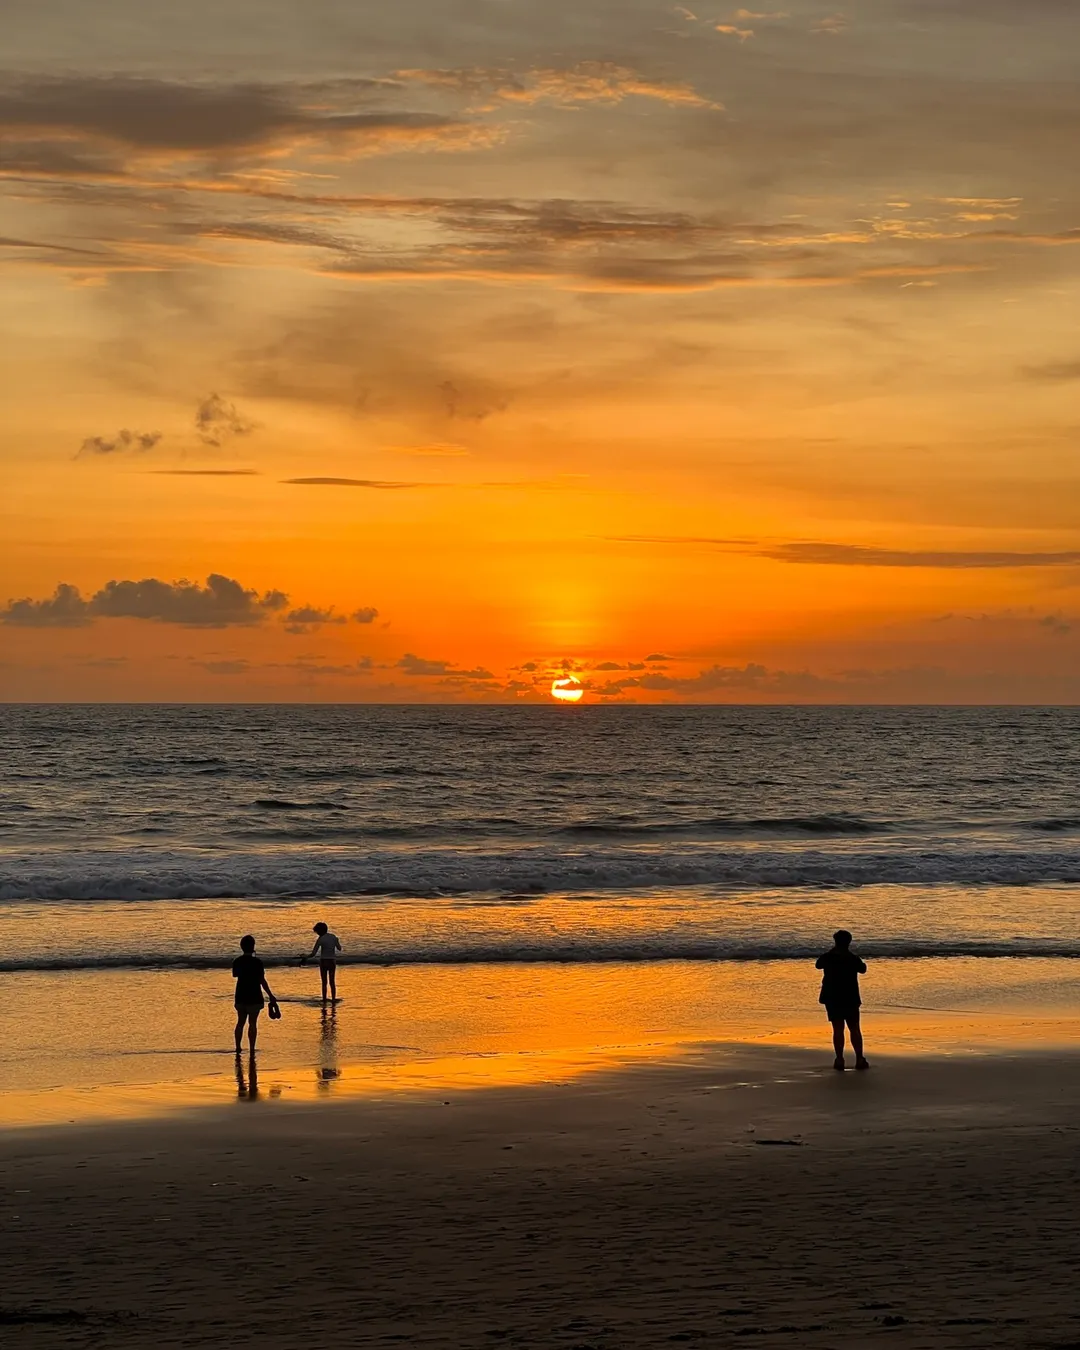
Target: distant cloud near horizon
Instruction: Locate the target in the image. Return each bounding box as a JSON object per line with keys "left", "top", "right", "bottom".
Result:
{"left": 3, "top": 574, "right": 288, "bottom": 628}
{"left": 281, "top": 604, "right": 377, "bottom": 634}
{"left": 397, "top": 652, "right": 494, "bottom": 679}
{"left": 283, "top": 605, "right": 347, "bottom": 634}
{"left": 283, "top": 477, "right": 432, "bottom": 489}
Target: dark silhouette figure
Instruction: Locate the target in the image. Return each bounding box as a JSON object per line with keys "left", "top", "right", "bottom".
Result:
{"left": 306, "top": 921, "right": 342, "bottom": 1003}
{"left": 816, "top": 929, "right": 870, "bottom": 1071}
{"left": 232, "top": 934, "right": 279, "bottom": 1054}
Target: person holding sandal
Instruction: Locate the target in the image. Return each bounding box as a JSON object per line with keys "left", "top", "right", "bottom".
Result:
{"left": 232, "top": 934, "right": 279, "bottom": 1054}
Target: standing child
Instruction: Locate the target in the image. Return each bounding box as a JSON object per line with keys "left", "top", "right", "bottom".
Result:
{"left": 306, "top": 922, "right": 343, "bottom": 1003}
{"left": 232, "top": 934, "right": 279, "bottom": 1054}
{"left": 815, "top": 929, "right": 870, "bottom": 1071}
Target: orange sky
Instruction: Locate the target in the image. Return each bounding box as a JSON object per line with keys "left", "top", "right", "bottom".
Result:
{"left": 3, "top": 0, "right": 1080, "bottom": 701}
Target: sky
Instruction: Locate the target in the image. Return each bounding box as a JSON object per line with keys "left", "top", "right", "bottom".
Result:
{"left": 2, "top": 0, "right": 1080, "bottom": 703}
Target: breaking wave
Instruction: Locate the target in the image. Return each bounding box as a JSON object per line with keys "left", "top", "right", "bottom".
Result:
{"left": 2, "top": 842, "right": 1080, "bottom": 903}
{"left": 3, "top": 936, "right": 1079, "bottom": 974}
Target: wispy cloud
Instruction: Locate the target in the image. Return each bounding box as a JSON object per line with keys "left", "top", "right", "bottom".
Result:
{"left": 282, "top": 477, "right": 434, "bottom": 489}
{"left": 1020, "top": 360, "right": 1080, "bottom": 382}
{"left": 762, "top": 543, "right": 1080, "bottom": 568}
{"left": 0, "top": 75, "right": 484, "bottom": 176}
{"left": 610, "top": 537, "right": 1080, "bottom": 569}
{"left": 397, "top": 62, "right": 723, "bottom": 112}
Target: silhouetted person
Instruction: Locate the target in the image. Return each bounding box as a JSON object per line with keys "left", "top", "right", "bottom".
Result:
{"left": 816, "top": 929, "right": 869, "bottom": 1071}
{"left": 232, "top": 934, "right": 279, "bottom": 1054}
{"left": 306, "top": 922, "right": 342, "bottom": 1003}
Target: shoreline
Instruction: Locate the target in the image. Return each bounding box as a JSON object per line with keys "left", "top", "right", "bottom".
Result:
{"left": 3, "top": 955, "right": 1080, "bottom": 1129}
{"left": 2, "top": 1045, "right": 1078, "bottom": 1346}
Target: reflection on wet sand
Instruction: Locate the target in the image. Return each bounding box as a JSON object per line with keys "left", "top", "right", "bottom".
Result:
{"left": 317, "top": 1006, "right": 341, "bottom": 1092}
{"left": 2, "top": 956, "right": 1080, "bottom": 1130}
{"left": 235, "top": 1053, "right": 259, "bottom": 1101}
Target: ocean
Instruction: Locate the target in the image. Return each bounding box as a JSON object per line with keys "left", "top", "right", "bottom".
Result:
{"left": 2, "top": 704, "right": 1079, "bottom": 1121}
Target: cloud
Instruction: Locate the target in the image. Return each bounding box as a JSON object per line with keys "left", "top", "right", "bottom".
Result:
{"left": 612, "top": 537, "right": 1080, "bottom": 569}
{"left": 439, "top": 379, "right": 507, "bottom": 421}
{"left": 78, "top": 428, "right": 161, "bottom": 457}
{"left": 1021, "top": 361, "right": 1080, "bottom": 382}
{"left": 715, "top": 25, "right": 755, "bottom": 40}
{"left": 597, "top": 662, "right": 834, "bottom": 697}
{"left": 177, "top": 190, "right": 983, "bottom": 296}
{"left": 198, "top": 659, "right": 251, "bottom": 676}
{"left": 397, "top": 63, "right": 722, "bottom": 112}
{"left": 283, "top": 605, "right": 348, "bottom": 635}
{"left": 279, "top": 604, "right": 376, "bottom": 634}
{"left": 2, "top": 583, "right": 91, "bottom": 627}
{"left": 284, "top": 658, "right": 374, "bottom": 677}
{"left": 282, "top": 477, "right": 432, "bottom": 489}
{"left": 3, "top": 574, "right": 290, "bottom": 628}
{"left": 397, "top": 653, "right": 454, "bottom": 676}
{"left": 931, "top": 609, "right": 1077, "bottom": 637}
{"left": 0, "top": 75, "right": 479, "bottom": 172}
{"left": 762, "top": 543, "right": 1080, "bottom": 569}
{"left": 194, "top": 393, "right": 256, "bottom": 446}
{"left": 92, "top": 574, "right": 288, "bottom": 625}
{"left": 396, "top": 653, "right": 494, "bottom": 680}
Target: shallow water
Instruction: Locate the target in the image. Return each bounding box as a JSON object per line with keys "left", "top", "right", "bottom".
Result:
{"left": 2, "top": 957, "right": 1078, "bottom": 1127}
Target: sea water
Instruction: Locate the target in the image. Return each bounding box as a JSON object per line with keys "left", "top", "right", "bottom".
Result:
{"left": 1, "top": 705, "right": 1078, "bottom": 1121}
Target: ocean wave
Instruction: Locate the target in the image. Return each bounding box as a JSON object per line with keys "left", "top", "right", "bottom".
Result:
{"left": 251, "top": 799, "right": 346, "bottom": 812}
{"left": 1, "top": 843, "right": 1080, "bottom": 902}
{"left": 2, "top": 937, "right": 1079, "bottom": 974}
{"left": 556, "top": 814, "right": 889, "bottom": 837}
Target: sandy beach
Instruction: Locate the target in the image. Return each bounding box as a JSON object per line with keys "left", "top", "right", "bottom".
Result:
{"left": 3, "top": 1044, "right": 1078, "bottom": 1348}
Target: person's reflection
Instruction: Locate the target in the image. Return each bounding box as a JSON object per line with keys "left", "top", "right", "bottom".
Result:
{"left": 317, "top": 1004, "right": 341, "bottom": 1093}
{"left": 235, "top": 1052, "right": 260, "bottom": 1101}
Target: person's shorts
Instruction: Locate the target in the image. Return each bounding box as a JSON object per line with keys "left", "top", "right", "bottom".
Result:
{"left": 234, "top": 999, "right": 264, "bottom": 1015}
{"left": 319, "top": 959, "right": 336, "bottom": 972}
{"left": 824, "top": 1003, "right": 861, "bottom": 1023}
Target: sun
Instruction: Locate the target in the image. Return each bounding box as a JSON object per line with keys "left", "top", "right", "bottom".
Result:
{"left": 551, "top": 676, "right": 584, "bottom": 703}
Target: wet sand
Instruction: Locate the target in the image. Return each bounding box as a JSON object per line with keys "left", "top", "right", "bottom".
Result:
{"left": 2, "top": 1044, "right": 1078, "bottom": 1348}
